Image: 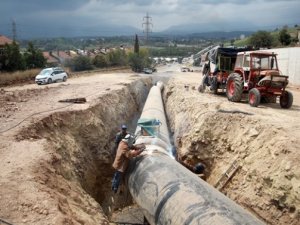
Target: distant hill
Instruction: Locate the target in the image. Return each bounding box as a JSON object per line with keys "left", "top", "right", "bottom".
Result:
{"left": 161, "top": 22, "right": 257, "bottom": 38}
{"left": 186, "top": 31, "right": 254, "bottom": 39}
{"left": 8, "top": 24, "right": 141, "bottom": 39}
{"left": 150, "top": 30, "right": 254, "bottom": 40}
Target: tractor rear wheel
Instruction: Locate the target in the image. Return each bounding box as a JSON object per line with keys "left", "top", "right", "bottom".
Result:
{"left": 211, "top": 76, "right": 218, "bottom": 94}
{"left": 280, "top": 90, "right": 293, "bottom": 109}
{"left": 226, "top": 73, "right": 243, "bottom": 102}
{"left": 248, "top": 88, "right": 261, "bottom": 107}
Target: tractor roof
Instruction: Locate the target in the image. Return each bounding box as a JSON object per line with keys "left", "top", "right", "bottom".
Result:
{"left": 237, "top": 51, "right": 277, "bottom": 56}
{"left": 208, "top": 46, "right": 252, "bottom": 64}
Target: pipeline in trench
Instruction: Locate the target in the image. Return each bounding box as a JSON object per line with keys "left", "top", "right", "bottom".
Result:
{"left": 13, "top": 77, "right": 282, "bottom": 224}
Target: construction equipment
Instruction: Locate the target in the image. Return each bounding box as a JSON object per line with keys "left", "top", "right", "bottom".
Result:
{"left": 198, "top": 46, "right": 251, "bottom": 94}
{"left": 227, "top": 51, "right": 293, "bottom": 108}
{"left": 199, "top": 47, "right": 293, "bottom": 108}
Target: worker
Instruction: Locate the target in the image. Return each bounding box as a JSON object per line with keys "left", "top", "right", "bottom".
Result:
{"left": 111, "top": 124, "right": 128, "bottom": 158}
{"left": 111, "top": 134, "right": 145, "bottom": 193}
{"left": 178, "top": 154, "right": 206, "bottom": 180}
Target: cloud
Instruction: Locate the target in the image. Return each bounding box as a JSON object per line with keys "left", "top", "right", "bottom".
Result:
{"left": 0, "top": 0, "right": 299, "bottom": 38}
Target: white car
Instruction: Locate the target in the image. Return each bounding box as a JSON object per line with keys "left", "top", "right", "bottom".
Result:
{"left": 35, "top": 67, "right": 68, "bottom": 85}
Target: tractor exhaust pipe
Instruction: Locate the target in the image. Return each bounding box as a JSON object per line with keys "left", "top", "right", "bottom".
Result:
{"left": 127, "top": 82, "right": 265, "bottom": 225}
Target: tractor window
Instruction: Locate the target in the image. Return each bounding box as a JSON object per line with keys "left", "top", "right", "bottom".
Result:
{"left": 235, "top": 55, "right": 243, "bottom": 67}
{"left": 252, "top": 56, "right": 261, "bottom": 69}
{"left": 243, "top": 56, "right": 250, "bottom": 67}
{"left": 251, "top": 55, "right": 278, "bottom": 70}
{"left": 219, "top": 56, "right": 234, "bottom": 71}
{"left": 260, "top": 57, "right": 269, "bottom": 69}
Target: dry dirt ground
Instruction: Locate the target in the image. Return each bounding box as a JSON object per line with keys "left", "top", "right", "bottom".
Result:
{"left": 0, "top": 71, "right": 152, "bottom": 225}
{"left": 163, "top": 67, "right": 300, "bottom": 225}
{"left": 0, "top": 65, "right": 300, "bottom": 225}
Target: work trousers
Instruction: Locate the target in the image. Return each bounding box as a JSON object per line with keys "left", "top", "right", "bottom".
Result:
{"left": 112, "top": 170, "right": 123, "bottom": 193}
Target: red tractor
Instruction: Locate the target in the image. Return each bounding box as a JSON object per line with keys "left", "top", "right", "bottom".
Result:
{"left": 199, "top": 46, "right": 251, "bottom": 94}
{"left": 199, "top": 48, "right": 293, "bottom": 108}
{"left": 226, "top": 51, "right": 293, "bottom": 108}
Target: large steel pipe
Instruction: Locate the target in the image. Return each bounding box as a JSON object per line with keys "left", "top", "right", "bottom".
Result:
{"left": 128, "top": 83, "right": 264, "bottom": 225}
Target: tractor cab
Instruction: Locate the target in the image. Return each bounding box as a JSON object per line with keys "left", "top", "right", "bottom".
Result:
{"left": 234, "top": 52, "right": 281, "bottom": 90}
{"left": 226, "top": 51, "right": 293, "bottom": 108}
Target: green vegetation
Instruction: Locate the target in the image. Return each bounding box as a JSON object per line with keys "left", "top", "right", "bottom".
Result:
{"left": 0, "top": 42, "right": 46, "bottom": 72}
{"left": 66, "top": 55, "right": 93, "bottom": 72}
{"left": 148, "top": 46, "right": 202, "bottom": 57}
{"left": 24, "top": 42, "right": 46, "bottom": 69}
{"left": 279, "top": 28, "right": 292, "bottom": 46}
{"left": 128, "top": 48, "right": 151, "bottom": 72}
{"left": 232, "top": 25, "right": 299, "bottom": 48}
{"left": 0, "top": 42, "right": 25, "bottom": 71}
{"left": 249, "top": 31, "right": 273, "bottom": 49}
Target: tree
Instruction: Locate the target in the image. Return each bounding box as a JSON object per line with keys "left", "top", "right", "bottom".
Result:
{"left": 279, "top": 28, "right": 291, "bottom": 46}
{"left": 248, "top": 31, "right": 273, "bottom": 49}
{"left": 24, "top": 42, "right": 46, "bottom": 69}
{"left": 134, "top": 34, "right": 139, "bottom": 54}
{"left": 128, "top": 48, "right": 151, "bottom": 72}
{"left": 128, "top": 52, "right": 143, "bottom": 72}
{"left": 107, "top": 49, "right": 127, "bottom": 66}
{"left": 93, "top": 54, "right": 108, "bottom": 68}
{"left": 67, "top": 55, "right": 93, "bottom": 71}
{"left": 0, "top": 41, "right": 25, "bottom": 71}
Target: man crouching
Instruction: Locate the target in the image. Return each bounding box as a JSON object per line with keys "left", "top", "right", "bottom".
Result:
{"left": 111, "top": 134, "right": 145, "bottom": 193}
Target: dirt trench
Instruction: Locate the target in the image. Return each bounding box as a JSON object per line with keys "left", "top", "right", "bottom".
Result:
{"left": 1, "top": 71, "right": 300, "bottom": 225}
{"left": 0, "top": 78, "right": 152, "bottom": 225}
{"left": 163, "top": 78, "right": 300, "bottom": 225}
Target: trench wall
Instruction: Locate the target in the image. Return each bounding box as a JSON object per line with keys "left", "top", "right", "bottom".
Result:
{"left": 163, "top": 79, "right": 300, "bottom": 225}
{"left": 16, "top": 78, "right": 152, "bottom": 224}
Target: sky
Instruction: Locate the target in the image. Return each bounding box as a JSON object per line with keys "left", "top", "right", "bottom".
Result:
{"left": 0, "top": 0, "right": 299, "bottom": 38}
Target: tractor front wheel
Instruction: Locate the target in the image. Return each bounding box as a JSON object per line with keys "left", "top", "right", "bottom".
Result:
{"left": 248, "top": 88, "right": 261, "bottom": 107}
{"left": 226, "top": 73, "right": 243, "bottom": 102}
{"left": 280, "top": 90, "right": 293, "bottom": 109}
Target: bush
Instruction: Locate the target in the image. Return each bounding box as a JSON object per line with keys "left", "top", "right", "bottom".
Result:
{"left": 128, "top": 48, "right": 152, "bottom": 72}
{"left": 248, "top": 31, "right": 273, "bottom": 49}
{"left": 24, "top": 42, "right": 46, "bottom": 69}
{"left": 66, "top": 55, "right": 93, "bottom": 71}
{"left": 0, "top": 42, "right": 25, "bottom": 72}
{"left": 107, "top": 49, "right": 127, "bottom": 66}
{"left": 279, "top": 28, "right": 291, "bottom": 46}
{"left": 93, "top": 54, "right": 108, "bottom": 68}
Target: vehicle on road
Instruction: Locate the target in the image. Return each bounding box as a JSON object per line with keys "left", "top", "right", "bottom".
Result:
{"left": 181, "top": 66, "right": 192, "bottom": 72}
{"left": 35, "top": 67, "right": 68, "bottom": 85}
{"left": 143, "top": 68, "right": 153, "bottom": 74}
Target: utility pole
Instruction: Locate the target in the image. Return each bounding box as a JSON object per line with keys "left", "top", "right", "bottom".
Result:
{"left": 12, "top": 19, "right": 17, "bottom": 41}
{"left": 142, "top": 12, "right": 153, "bottom": 46}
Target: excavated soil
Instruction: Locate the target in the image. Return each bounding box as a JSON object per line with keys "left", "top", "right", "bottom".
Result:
{"left": 163, "top": 72, "right": 300, "bottom": 225}
{"left": 0, "top": 72, "right": 151, "bottom": 225}
{"left": 1, "top": 66, "right": 300, "bottom": 225}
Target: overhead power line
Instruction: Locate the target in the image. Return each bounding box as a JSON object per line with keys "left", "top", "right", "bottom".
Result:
{"left": 12, "top": 19, "right": 17, "bottom": 41}
{"left": 142, "top": 12, "right": 153, "bottom": 45}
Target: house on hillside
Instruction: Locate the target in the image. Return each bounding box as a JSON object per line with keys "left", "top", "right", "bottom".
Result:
{"left": 43, "top": 51, "right": 75, "bottom": 67}
{"left": 42, "top": 51, "right": 60, "bottom": 67}
{"left": 0, "top": 35, "right": 13, "bottom": 56}
{"left": 51, "top": 51, "right": 73, "bottom": 64}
